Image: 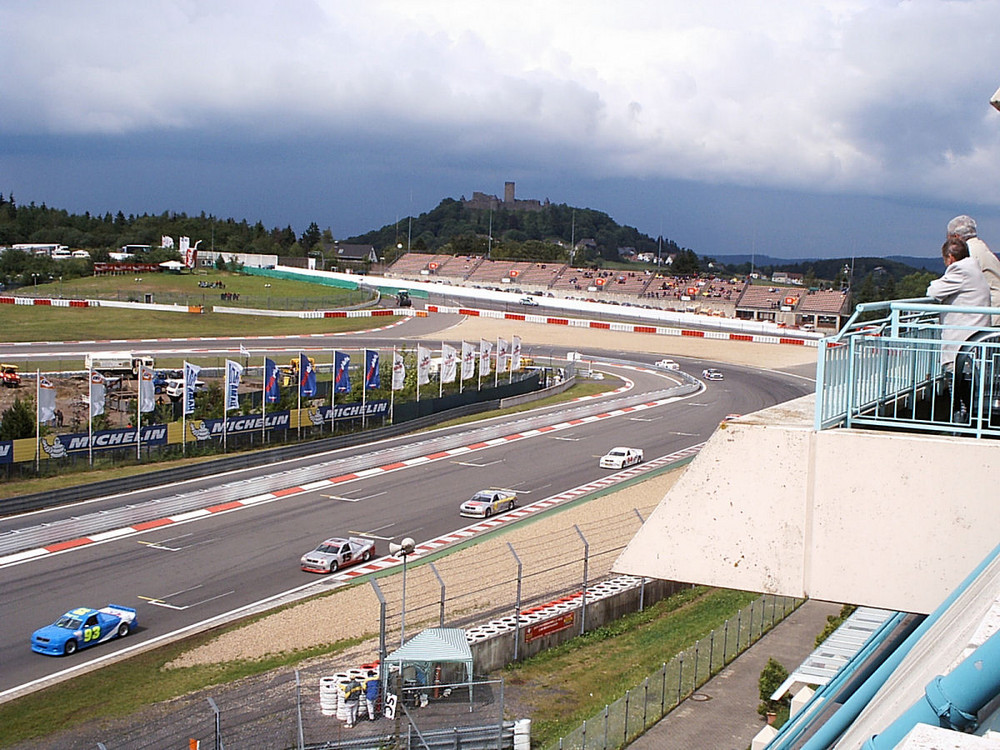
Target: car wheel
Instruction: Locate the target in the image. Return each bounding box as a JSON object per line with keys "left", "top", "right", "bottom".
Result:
{"left": 329, "top": 561, "right": 339, "bottom": 573}
{"left": 118, "top": 622, "right": 130, "bottom": 638}
{"left": 64, "top": 640, "right": 77, "bottom": 655}
{"left": 484, "top": 507, "right": 492, "bottom": 518}
{"left": 508, "top": 500, "right": 516, "bottom": 511}
{"left": 362, "top": 549, "right": 372, "bottom": 562}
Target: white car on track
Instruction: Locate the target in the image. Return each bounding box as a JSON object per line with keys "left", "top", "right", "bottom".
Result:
{"left": 599, "top": 447, "right": 644, "bottom": 469}
{"left": 654, "top": 359, "right": 680, "bottom": 371}
{"left": 460, "top": 489, "right": 518, "bottom": 518}
{"left": 702, "top": 368, "right": 724, "bottom": 381}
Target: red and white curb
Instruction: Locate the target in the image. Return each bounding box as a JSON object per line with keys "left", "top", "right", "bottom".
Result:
{"left": 425, "top": 304, "right": 818, "bottom": 347}
{"left": 0, "top": 395, "right": 692, "bottom": 568}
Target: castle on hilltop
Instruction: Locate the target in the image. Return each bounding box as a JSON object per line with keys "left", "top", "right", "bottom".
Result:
{"left": 462, "top": 182, "right": 549, "bottom": 212}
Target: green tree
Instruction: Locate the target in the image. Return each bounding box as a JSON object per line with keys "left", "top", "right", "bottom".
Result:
{"left": 0, "top": 396, "right": 36, "bottom": 440}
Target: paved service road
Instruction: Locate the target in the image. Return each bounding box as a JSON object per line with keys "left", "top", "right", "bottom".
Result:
{"left": 0, "top": 356, "right": 810, "bottom": 697}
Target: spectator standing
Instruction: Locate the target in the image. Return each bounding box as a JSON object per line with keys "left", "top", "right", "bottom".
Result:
{"left": 342, "top": 676, "right": 363, "bottom": 728}
{"left": 926, "top": 237, "right": 991, "bottom": 370}
{"left": 364, "top": 670, "right": 380, "bottom": 721}
{"left": 947, "top": 214, "right": 1000, "bottom": 324}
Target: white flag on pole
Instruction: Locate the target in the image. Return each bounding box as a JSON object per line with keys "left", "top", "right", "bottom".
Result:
{"left": 138, "top": 365, "right": 156, "bottom": 413}
{"left": 512, "top": 335, "right": 522, "bottom": 371}
{"left": 392, "top": 350, "right": 406, "bottom": 391}
{"left": 497, "top": 338, "right": 510, "bottom": 373}
{"left": 441, "top": 343, "right": 457, "bottom": 383}
{"left": 38, "top": 376, "right": 56, "bottom": 423}
{"left": 183, "top": 361, "right": 202, "bottom": 415}
{"left": 416, "top": 345, "right": 432, "bottom": 386}
{"left": 89, "top": 371, "right": 106, "bottom": 418}
{"left": 479, "top": 339, "right": 492, "bottom": 377}
{"left": 461, "top": 341, "right": 476, "bottom": 381}
{"left": 225, "top": 360, "right": 244, "bottom": 412}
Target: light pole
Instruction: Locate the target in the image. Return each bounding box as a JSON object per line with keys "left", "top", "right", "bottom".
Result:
{"left": 389, "top": 537, "right": 416, "bottom": 646}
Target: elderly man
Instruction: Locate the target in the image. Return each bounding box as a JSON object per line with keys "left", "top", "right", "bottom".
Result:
{"left": 927, "top": 236, "right": 991, "bottom": 371}
{"left": 947, "top": 214, "right": 1000, "bottom": 324}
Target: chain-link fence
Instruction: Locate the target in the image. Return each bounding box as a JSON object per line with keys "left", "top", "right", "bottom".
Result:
{"left": 551, "top": 594, "right": 802, "bottom": 750}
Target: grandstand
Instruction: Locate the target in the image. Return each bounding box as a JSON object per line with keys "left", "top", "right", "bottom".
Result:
{"left": 794, "top": 288, "right": 851, "bottom": 329}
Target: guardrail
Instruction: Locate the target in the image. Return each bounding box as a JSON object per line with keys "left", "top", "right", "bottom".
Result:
{"left": 0, "top": 378, "right": 698, "bottom": 556}
{"left": 815, "top": 298, "right": 1000, "bottom": 438}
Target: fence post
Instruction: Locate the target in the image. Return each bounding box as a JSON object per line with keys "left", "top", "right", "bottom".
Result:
{"left": 574, "top": 525, "right": 589, "bottom": 635}
{"left": 661, "top": 663, "right": 667, "bottom": 715}
{"left": 724, "top": 619, "right": 730, "bottom": 665}
{"left": 369, "top": 577, "right": 388, "bottom": 706}
{"left": 709, "top": 629, "right": 715, "bottom": 676}
{"left": 507, "top": 543, "right": 523, "bottom": 661}
{"left": 737, "top": 609, "right": 743, "bottom": 654}
{"left": 603, "top": 705, "right": 609, "bottom": 750}
{"left": 624, "top": 689, "right": 631, "bottom": 747}
{"left": 633, "top": 509, "right": 646, "bottom": 611}
{"left": 677, "top": 655, "right": 683, "bottom": 706}
{"left": 430, "top": 562, "right": 446, "bottom": 628}
{"left": 642, "top": 677, "right": 649, "bottom": 731}
{"left": 295, "top": 669, "right": 304, "bottom": 750}
{"left": 693, "top": 641, "right": 700, "bottom": 688}
{"left": 207, "top": 697, "right": 222, "bottom": 750}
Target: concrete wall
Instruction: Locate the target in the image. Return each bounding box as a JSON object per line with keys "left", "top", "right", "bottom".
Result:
{"left": 613, "top": 394, "right": 1000, "bottom": 614}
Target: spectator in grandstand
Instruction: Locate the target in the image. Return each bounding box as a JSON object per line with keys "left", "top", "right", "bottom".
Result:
{"left": 926, "top": 236, "right": 991, "bottom": 370}
{"left": 947, "top": 214, "right": 1000, "bottom": 324}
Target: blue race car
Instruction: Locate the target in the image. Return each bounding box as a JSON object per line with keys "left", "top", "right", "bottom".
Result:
{"left": 31, "top": 604, "right": 138, "bottom": 656}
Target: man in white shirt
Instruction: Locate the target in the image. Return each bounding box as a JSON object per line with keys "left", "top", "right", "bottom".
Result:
{"left": 947, "top": 214, "right": 1000, "bottom": 324}
{"left": 926, "top": 237, "right": 991, "bottom": 371}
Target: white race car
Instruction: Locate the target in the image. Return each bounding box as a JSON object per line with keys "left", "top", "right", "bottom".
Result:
{"left": 702, "top": 368, "right": 724, "bottom": 381}
{"left": 460, "top": 489, "right": 518, "bottom": 518}
{"left": 599, "top": 447, "right": 644, "bottom": 469}
{"left": 654, "top": 358, "right": 680, "bottom": 371}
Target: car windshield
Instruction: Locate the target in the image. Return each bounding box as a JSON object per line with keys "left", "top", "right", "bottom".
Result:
{"left": 610, "top": 450, "right": 626, "bottom": 456}
{"left": 469, "top": 492, "right": 493, "bottom": 502}
{"left": 55, "top": 616, "right": 83, "bottom": 629}
{"left": 316, "top": 544, "right": 341, "bottom": 554}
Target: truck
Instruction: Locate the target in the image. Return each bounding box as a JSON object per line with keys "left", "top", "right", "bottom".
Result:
{"left": 300, "top": 536, "right": 376, "bottom": 573}
{"left": 84, "top": 352, "right": 155, "bottom": 377}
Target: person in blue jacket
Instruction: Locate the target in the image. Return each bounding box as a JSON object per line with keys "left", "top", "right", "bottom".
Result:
{"left": 365, "top": 670, "right": 380, "bottom": 721}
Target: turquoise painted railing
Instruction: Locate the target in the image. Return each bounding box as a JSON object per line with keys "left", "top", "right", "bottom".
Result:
{"left": 814, "top": 298, "right": 1000, "bottom": 438}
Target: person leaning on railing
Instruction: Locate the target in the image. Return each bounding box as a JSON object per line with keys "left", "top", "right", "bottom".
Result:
{"left": 926, "top": 236, "right": 992, "bottom": 371}
{"left": 947, "top": 214, "right": 1000, "bottom": 325}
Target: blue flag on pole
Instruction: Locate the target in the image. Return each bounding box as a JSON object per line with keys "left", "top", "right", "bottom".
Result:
{"left": 299, "top": 353, "right": 317, "bottom": 397}
{"left": 334, "top": 351, "right": 351, "bottom": 394}
{"left": 365, "top": 349, "right": 381, "bottom": 390}
{"left": 264, "top": 358, "right": 280, "bottom": 404}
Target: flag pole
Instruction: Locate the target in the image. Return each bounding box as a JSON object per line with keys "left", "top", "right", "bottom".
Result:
{"left": 223, "top": 360, "right": 229, "bottom": 454}
{"left": 182, "top": 364, "right": 187, "bottom": 456}
{"left": 390, "top": 346, "right": 396, "bottom": 424}
{"left": 362, "top": 350, "right": 368, "bottom": 431}
{"left": 35, "top": 368, "right": 40, "bottom": 472}
{"left": 296, "top": 354, "right": 302, "bottom": 440}
{"left": 136, "top": 368, "right": 141, "bottom": 461}
{"left": 330, "top": 349, "right": 336, "bottom": 434}
{"left": 261, "top": 354, "right": 266, "bottom": 446}
{"left": 495, "top": 337, "right": 500, "bottom": 388}
{"left": 439, "top": 344, "right": 444, "bottom": 399}
{"left": 88, "top": 367, "right": 94, "bottom": 467}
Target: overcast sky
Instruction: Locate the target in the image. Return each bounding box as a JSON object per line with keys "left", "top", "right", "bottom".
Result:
{"left": 3, "top": 1, "right": 1000, "bottom": 260}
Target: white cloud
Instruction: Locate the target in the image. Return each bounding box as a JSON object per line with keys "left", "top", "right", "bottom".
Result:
{"left": 2, "top": 0, "right": 999, "bottom": 209}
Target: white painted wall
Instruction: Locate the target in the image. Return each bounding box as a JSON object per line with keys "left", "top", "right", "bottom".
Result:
{"left": 613, "top": 395, "right": 1000, "bottom": 614}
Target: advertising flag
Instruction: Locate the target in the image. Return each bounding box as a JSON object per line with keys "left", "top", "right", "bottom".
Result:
{"left": 183, "top": 361, "right": 201, "bottom": 415}
{"left": 512, "top": 335, "right": 523, "bottom": 371}
{"left": 334, "top": 351, "right": 352, "bottom": 394}
{"left": 89, "top": 370, "right": 107, "bottom": 418}
{"left": 479, "top": 339, "right": 492, "bottom": 377}
{"left": 416, "top": 345, "right": 431, "bottom": 386}
{"left": 364, "top": 349, "right": 381, "bottom": 390}
{"left": 461, "top": 341, "right": 475, "bottom": 380}
{"left": 392, "top": 350, "right": 406, "bottom": 391}
{"left": 38, "top": 375, "right": 56, "bottom": 423}
{"left": 138, "top": 365, "right": 156, "bottom": 413}
{"left": 298, "top": 353, "right": 317, "bottom": 397}
{"left": 225, "top": 360, "right": 244, "bottom": 411}
{"left": 264, "top": 358, "right": 280, "bottom": 403}
{"left": 497, "top": 337, "right": 510, "bottom": 373}
{"left": 441, "top": 343, "right": 457, "bottom": 383}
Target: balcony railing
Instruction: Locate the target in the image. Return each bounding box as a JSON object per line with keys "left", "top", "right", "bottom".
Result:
{"left": 815, "top": 298, "right": 1000, "bottom": 438}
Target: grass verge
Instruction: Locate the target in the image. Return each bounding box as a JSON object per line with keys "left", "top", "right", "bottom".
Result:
{"left": 505, "top": 586, "right": 756, "bottom": 747}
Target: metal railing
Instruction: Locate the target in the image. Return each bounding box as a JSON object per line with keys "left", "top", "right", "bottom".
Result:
{"left": 815, "top": 298, "right": 1000, "bottom": 438}
{"left": 551, "top": 594, "right": 802, "bottom": 750}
